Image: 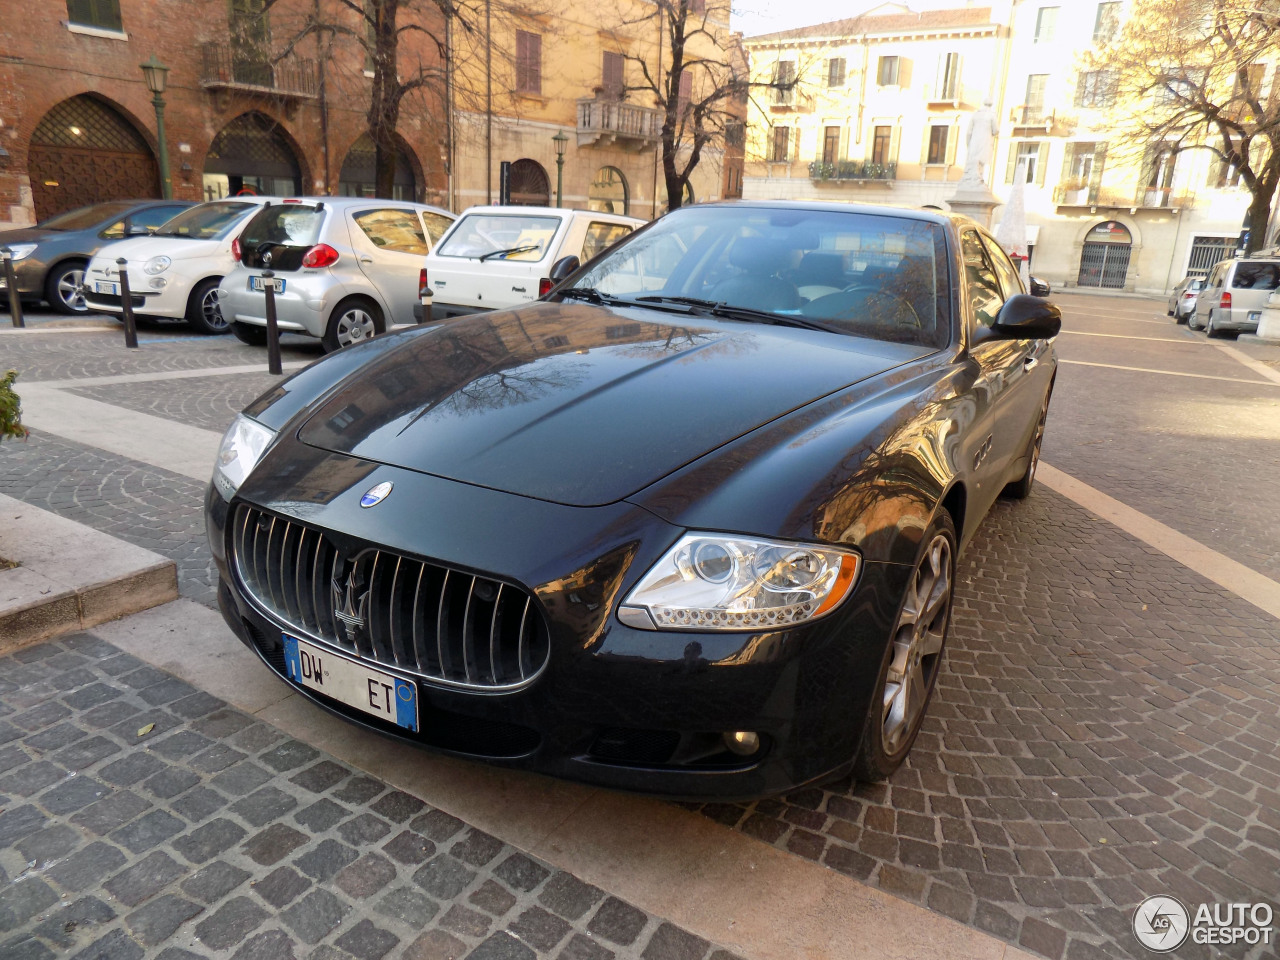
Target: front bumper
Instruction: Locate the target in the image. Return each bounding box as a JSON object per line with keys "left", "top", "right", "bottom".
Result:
{"left": 83, "top": 258, "right": 191, "bottom": 318}
{"left": 206, "top": 445, "right": 904, "bottom": 800}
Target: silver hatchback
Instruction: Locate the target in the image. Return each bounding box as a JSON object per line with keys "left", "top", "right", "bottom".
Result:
{"left": 218, "top": 198, "right": 455, "bottom": 351}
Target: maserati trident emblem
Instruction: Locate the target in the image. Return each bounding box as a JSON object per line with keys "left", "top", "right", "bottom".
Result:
{"left": 331, "top": 558, "right": 370, "bottom": 645}
{"left": 360, "top": 481, "right": 393, "bottom": 508}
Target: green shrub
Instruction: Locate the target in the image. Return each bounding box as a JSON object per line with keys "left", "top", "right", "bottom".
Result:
{"left": 1, "top": 369, "right": 28, "bottom": 442}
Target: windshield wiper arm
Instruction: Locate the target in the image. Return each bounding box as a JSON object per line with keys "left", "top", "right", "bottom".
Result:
{"left": 633, "top": 296, "right": 835, "bottom": 332}
{"left": 557, "top": 287, "right": 625, "bottom": 305}
{"left": 478, "top": 244, "right": 541, "bottom": 262}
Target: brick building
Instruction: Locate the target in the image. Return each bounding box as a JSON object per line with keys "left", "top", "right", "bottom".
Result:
{"left": 0, "top": 0, "right": 449, "bottom": 230}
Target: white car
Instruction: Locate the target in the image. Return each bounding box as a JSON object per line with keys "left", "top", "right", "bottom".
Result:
{"left": 418, "top": 206, "right": 645, "bottom": 321}
{"left": 218, "top": 198, "right": 456, "bottom": 351}
{"left": 84, "top": 198, "right": 281, "bottom": 335}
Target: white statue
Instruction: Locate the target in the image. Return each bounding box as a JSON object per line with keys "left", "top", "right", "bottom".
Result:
{"left": 961, "top": 97, "right": 998, "bottom": 185}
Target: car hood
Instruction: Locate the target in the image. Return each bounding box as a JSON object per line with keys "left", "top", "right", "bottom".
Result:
{"left": 296, "top": 301, "right": 931, "bottom": 507}
{"left": 92, "top": 236, "right": 221, "bottom": 264}
{"left": 0, "top": 226, "right": 70, "bottom": 246}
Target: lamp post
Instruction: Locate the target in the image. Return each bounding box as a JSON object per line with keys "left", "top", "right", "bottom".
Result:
{"left": 140, "top": 55, "right": 172, "bottom": 200}
{"left": 552, "top": 130, "right": 569, "bottom": 208}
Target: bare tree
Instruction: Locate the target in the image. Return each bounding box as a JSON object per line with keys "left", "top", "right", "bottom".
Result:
{"left": 1085, "top": 0, "right": 1280, "bottom": 251}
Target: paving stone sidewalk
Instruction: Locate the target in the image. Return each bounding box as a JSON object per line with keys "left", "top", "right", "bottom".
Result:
{"left": 0, "top": 635, "right": 742, "bottom": 960}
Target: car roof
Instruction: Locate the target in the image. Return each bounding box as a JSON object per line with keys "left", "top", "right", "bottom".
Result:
{"left": 680, "top": 198, "right": 974, "bottom": 232}
{"left": 455, "top": 205, "right": 645, "bottom": 225}
{"left": 262, "top": 197, "right": 456, "bottom": 219}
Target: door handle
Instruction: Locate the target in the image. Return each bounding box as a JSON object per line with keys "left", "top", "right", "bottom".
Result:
{"left": 1024, "top": 356, "right": 1038, "bottom": 370}
{"left": 359, "top": 256, "right": 374, "bottom": 265}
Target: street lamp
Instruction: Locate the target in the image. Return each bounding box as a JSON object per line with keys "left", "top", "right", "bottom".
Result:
{"left": 140, "top": 55, "right": 172, "bottom": 200}
{"left": 552, "top": 130, "right": 569, "bottom": 208}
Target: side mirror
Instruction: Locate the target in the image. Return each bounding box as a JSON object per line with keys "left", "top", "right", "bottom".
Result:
{"left": 549, "top": 255, "right": 580, "bottom": 282}
{"left": 1029, "top": 276, "right": 1051, "bottom": 297}
{"left": 992, "top": 293, "right": 1061, "bottom": 339}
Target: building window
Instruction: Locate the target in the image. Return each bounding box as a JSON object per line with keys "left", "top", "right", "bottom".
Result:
{"left": 1144, "top": 144, "right": 1177, "bottom": 205}
{"left": 1034, "top": 6, "right": 1058, "bottom": 42}
{"left": 927, "top": 126, "right": 949, "bottom": 164}
{"left": 1006, "top": 141, "right": 1045, "bottom": 184}
{"left": 827, "top": 58, "right": 846, "bottom": 87}
{"left": 877, "top": 56, "right": 900, "bottom": 86}
{"left": 1075, "top": 70, "right": 1117, "bottom": 107}
{"left": 771, "top": 126, "right": 791, "bottom": 162}
{"left": 1212, "top": 140, "right": 1243, "bottom": 187}
{"left": 688, "top": 0, "right": 705, "bottom": 13}
{"left": 772, "top": 60, "right": 795, "bottom": 105}
{"left": 871, "top": 125, "right": 892, "bottom": 165}
{"left": 516, "top": 31, "right": 541, "bottom": 94}
{"left": 678, "top": 71, "right": 693, "bottom": 116}
{"left": 66, "top": 0, "right": 122, "bottom": 30}
{"left": 1093, "top": 1, "right": 1120, "bottom": 41}
{"left": 934, "top": 53, "right": 960, "bottom": 100}
{"left": 725, "top": 121, "right": 744, "bottom": 148}
{"left": 602, "top": 51, "right": 625, "bottom": 99}
{"left": 823, "top": 126, "right": 840, "bottom": 164}
{"left": 1025, "top": 74, "right": 1048, "bottom": 119}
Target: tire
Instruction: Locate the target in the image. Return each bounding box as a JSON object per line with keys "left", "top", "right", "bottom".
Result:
{"left": 852, "top": 509, "right": 956, "bottom": 782}
{"left": 230, "top": 320, "right": 268, "bottom": 346}
{"left": 45, "top": 261, "right": 89, "bottom": 314}
{"left": 186, "top": 278, "right": 229, "bottom": 335}
{"left": 1188, "top": 310, "right": 1203, "bottom": 331}
{"left": 1205, "top": 312, "right": 1219, "bottom": 338}
{"left": 1002, "top": 384, "right": 1052, "bottom": 500}
{"left": 322, "top": 298, "right": 384, "bottom": 353}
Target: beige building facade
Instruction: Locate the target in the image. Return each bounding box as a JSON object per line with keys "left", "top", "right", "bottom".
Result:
{"left": 741, "top": 0, "right": 1266, "bottom": 296}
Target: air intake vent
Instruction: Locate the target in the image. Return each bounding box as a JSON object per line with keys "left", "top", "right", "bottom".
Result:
{"left": 231, "top": 505, "right": 550, "bottom": 691}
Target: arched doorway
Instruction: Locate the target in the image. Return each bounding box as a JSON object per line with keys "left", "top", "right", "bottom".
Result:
{"left": 1078, "top": 220, "right": 1132, "bottom": 289}
{"left": 509, "top": 159, "right": 550, "bottom": 206}
{"left": 203, "top": 112, "right": 303, "bottom": 200}
{"left": 338, "top": 134, "right": 419, "bottom": 200}
{"left": 588, "top": 166, "right": 628, "bottom": 214}
{"left": 28, "top": 96, "right": 159, "bottom": 220}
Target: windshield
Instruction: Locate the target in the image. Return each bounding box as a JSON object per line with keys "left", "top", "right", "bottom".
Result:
{"left": 39, "top": 202, "right": 136, "bottom": 231}
{"left": 435, "top": 214, "right": 560, "bottom": 261}
{"left": 569, "top": 206, "right": 951, "bottom": 348}
{"left": 154, "top": 201, "right": 257, "bottom": 240}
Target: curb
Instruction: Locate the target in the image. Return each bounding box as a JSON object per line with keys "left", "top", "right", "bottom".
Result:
{"left": 0, "top": 493, "right": 178, "bottom": 652}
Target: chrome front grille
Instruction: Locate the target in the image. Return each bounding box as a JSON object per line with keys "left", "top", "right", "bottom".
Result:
{"left": 232, "top": 505, "right": 549, "bottom": 690}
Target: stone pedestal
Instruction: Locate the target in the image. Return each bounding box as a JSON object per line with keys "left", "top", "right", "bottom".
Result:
{"left": 946, "top": 180, "right": 1000, "bottom": 229}
{"left": 1249, "top": 290, "right": 1280, "bottom": 344}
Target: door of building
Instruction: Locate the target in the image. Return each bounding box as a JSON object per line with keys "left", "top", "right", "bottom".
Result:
{"left": 1077, "top": 220, "right": 1132, "bottom": 289}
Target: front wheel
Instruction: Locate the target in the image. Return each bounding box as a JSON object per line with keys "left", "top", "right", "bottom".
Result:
{"left": 46, "top": 261, "right": 89, "bottom": 314}
{"left": 230, "top": 320, "right": 268, "bottom": 346}
{"left": 322, "top": 298, "right": 384, "bottom": 352}
{"left": 852, "top": 510, "right": 956, "bottom": 782}
{"left": 186, "top": 278, "right": 229, "bottom": 335}
{"left": 1002, "top": 386, "right": 1052, "bottom": 500}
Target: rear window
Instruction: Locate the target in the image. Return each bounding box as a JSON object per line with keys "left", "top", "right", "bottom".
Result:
{"left": 241, "top": 205, "right": 324, "bottom": 250}
{"left": 1231, "top": 262, "right": 1280, "bottom": 290}
{"left": 436, "top": 214, "right": 560, "bottom": 261}
{"left": 154, "top": 201, "right": 257, "bottom": 240}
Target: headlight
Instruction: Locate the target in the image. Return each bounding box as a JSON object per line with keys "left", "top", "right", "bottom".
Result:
{"left": 143, "top": 256, "right": 171, "bottom": 275}
{"left": 212, "top": 414, "right": 276, "bottom": 501}
{"left": 617, "top": 533, "right": 860, "bottom": 631}
{"left": 3, "top": 243, "right": 38, "bottom": 261}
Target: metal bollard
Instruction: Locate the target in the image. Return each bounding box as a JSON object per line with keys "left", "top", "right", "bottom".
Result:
{"left": 262, "top": 270, "right": 282, "bottom": 376}
{"left": 1, "top": 247, "right": 23, "bottom": 328}
{"left": 116, "top": 258, "right": 138, "bottom": 349}
{"left": 419, "top": 289, "right": 433, "bottom": 324}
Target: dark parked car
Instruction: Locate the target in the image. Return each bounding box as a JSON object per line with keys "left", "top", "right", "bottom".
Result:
{"left": 0, "top": 200, "right": 193, "bottom": 313}
{"left": 206, "top": 201, "right": 1060, "bottom": 799}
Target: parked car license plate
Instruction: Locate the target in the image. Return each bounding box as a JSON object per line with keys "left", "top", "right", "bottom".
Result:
{"left": 94, "top": 281, "right": 121, "bottom": 296}
{"left": 1249, "top": 311, "right": 1261, "bottom": 322}
{"left": 250, "top": 275, "right": 285, "bottom": 293}
{"left": 282, "top": 634, "right": 418, "bottom": 731}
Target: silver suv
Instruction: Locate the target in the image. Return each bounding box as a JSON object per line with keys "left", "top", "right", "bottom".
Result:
{"left": 218, "top": 198, "right": 455, "bottom": 351}
{"left": 1191, "top": 255, "right": 1280, "bottom": 336}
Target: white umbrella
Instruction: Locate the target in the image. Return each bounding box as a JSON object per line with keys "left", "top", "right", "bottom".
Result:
{"left": 995, "top": 159, "right": 1030, "bottom": 285}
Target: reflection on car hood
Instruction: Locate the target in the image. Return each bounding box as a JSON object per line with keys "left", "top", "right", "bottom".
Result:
{"left": 297, "top": 301, "right": 931, "bottom": 507}
{"left": 0, "top": 226, "right": 64, "bottom": 245}
{"left": 93, "top": 236, "right": 222, "bottom": 264}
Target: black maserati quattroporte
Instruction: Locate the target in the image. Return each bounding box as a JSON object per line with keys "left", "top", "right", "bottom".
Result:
{"left": 206, "top": 201, "right": 1060, "bottom": 799}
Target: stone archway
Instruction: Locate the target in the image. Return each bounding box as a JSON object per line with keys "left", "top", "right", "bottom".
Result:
{"left": 338, "top": 134, "right": 420, "bottom": 201}
{"left": 509, "top": 159, "right": 550, "bottom": 206}
{"left": 28, "top": 95, "right": 159, "bottom": 220}
{"left": 1077, "top": 220, "right": 1133, "bottom": 289}
{"left": 588, "top": 166, "right": 628, "bottom": 214}
{"left": 204, "top": 112, "right": 304, "bottom": 200}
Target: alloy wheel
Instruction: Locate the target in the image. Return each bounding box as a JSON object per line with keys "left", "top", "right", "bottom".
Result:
{"left": 881, "top": 533, "right": 952, "bottom": 755}
{"left": 336, "top": 308, "right": 377, "bottom": 347}
{"left": 201, "top": 287, "right": 228, "bottom": 332}
{"left": 57, "top": 268, "right": 88, "bottom": 312}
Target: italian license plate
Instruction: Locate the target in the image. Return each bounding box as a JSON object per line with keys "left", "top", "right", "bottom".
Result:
{"left": 95, "top": 281, "right": 121, "bottom": 296}
{"left": 282, "top": 634, "right": 418, "bottom": 732}
{"left": 250, "top": 275, "right": 285, "bottom": 293}
{"left": 1249, "top": 311, "right": 1261, "bottom": 322}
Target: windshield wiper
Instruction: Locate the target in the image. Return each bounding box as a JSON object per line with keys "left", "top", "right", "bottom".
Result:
{"left": 633, "top": 295, "right": 835, "bottom": 332}
{"left": 479, "top": 244, "right": 541, "bottom": 262}
{"left": 557, "top": 287, "right": 622, "bottom": 305}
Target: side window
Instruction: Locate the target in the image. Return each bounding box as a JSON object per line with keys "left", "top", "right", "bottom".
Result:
{"left": 129, "top": 205, "right": 188, "bottom": 233}
{"left": 581, "top": 222, "right": 632, "bottom": 261}
{"left": 101, "top": 219, "right": 126, "bottom": 240}
{"left": 352, "top": 208, "right": 428, "bottom": 255}
{"left": 419, "top": 212, "right": 454, "bottom": 247}
{"left": 981, "top": 234, "right": 1024, "bottom": 299}
{"left": 961, "top": 229, "right": 1005, "bottom": 329}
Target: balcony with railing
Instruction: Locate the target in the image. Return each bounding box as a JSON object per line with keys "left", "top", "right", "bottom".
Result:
{"left": 1009, "top": 105, "right": 1055, "bottom": 134}
{"left": 809, "top": 160, "right": 897, "bottom": 182}
{"left": 199, "top": 42, "right": 319, "bottom": 99}
{"left": 576, "top": 97, "right": 662, "bottom": 151}
{"left": 1053, "top": 184, "right": 1189, "bottom": 209}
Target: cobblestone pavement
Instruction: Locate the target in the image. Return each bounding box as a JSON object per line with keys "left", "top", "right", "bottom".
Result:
{"left": 0, "top": 635, "right": 742, "bottom": 960}
{"left": 3, "top": 299, "right": 1280, "bottom": 960}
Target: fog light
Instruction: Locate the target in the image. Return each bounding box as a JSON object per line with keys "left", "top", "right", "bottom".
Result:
{"left": 724, "top": 730, "right": 760, "bottom": 756}
{"left": 149, "top": 277, "right": 167, "bottom": 288}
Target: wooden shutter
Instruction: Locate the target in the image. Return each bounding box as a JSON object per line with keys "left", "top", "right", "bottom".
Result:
{"left": 603, "top": 51, "right": 624, "bottom": 98}
{"left": 517, "top": 31, "right": 541, "bottom": 94}
{"left": 678, "top": 71, "right": 692, "bottom": 117}
{"left": 1005, "top": 143, "right": 1019, "bottom": 184}
{"left": 889, "top": 126, "right": 901, "bottom": 163}
{"left": 1036, "top": 142, "right": 1049, "bottom": 186}
{"left": 946, "top": 121, "right": 958, "bottom": 164}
